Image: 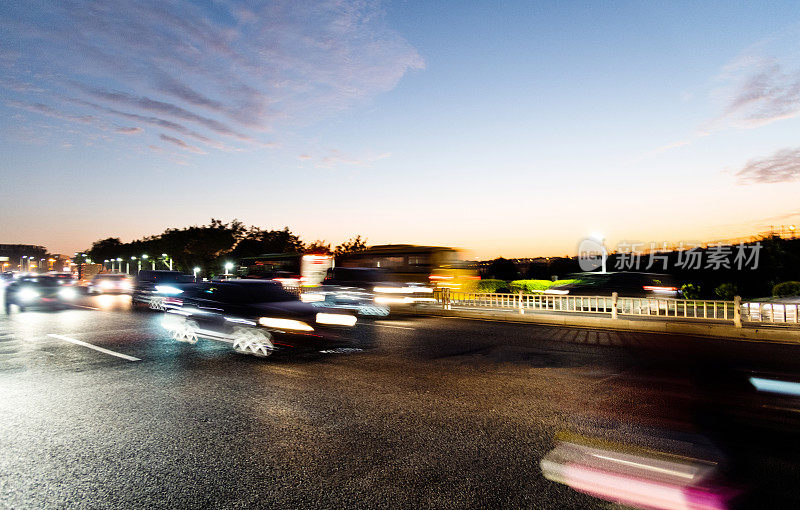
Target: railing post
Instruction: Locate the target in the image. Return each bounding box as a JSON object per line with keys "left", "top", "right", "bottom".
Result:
{"left": 733, "top": 295, "right": 742, "bottom": 328}
{"left": 518, "top": 291, "right": 524, "bottom": 314}
{"left": 611, "top": 292, "right": 618, "bottom": 319}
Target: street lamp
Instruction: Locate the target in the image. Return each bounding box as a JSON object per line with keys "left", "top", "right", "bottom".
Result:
{"left": 589, "top": 232, "right": 607, "bottom": 273}
{"left": 224, "top": 262, "right": 233, "bottom": 276}
{"left": 193, "top": 266, "right": 201, "bottom": 281}
{"left": 162, "top": 253, "right": 172, "bottom": 270}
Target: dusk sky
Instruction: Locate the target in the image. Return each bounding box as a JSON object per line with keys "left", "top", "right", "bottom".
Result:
{"left": 2, "top": 1, "right": 800, "bottom": 259}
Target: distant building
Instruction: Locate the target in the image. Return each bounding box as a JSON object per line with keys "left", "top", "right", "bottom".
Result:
{"left": 0, "top": 244, "right": 48, "bottom": 271}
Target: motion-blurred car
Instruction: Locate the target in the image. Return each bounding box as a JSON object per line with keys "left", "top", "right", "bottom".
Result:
{"left": 544, "top": 272, "right": 680, "bottom": 298}
{"left": 132, "top": 270, "right": 195, "bottom": 310}
{"left": 0, "top": 272, "right": 15, "bottom": 289}
{"left": 160, "top": 279, "right": 358, "bottom": 357}
{"left": 4, "top": 275, "right": 78, "bottom": 312}
{"left": 87, "top": 273, "right": 133, "bottom": 294}
{"left": 49, "top": 272, "right": 76, "bottom": 285}
{"left": 304, "top": 267, "right": 433, "bottom": 315}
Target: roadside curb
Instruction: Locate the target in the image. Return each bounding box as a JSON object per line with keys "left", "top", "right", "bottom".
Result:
{"left": 425, "top": 308, "right": 800, "bottom": 344}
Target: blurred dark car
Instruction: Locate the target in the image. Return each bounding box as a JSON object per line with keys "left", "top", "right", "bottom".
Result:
{"left": 1, "top": 271, "right": 15, "bottom": 289}
{"left": 87, "top": 273, "right": 133, "bottom": 294}
{"left": 160, "top": 279, "right": 358, "bottom": 357}
{"left": 311, "top": 267, "right": 434, "bottom": 314}
{"left": 132, "top": 270, "right": 195, "bottom": 310}
{"left": 4, "top": 275, "right": 79, "bottom": 312}
{"left": 545, "top": 272, "right": 680, "bottom": 298}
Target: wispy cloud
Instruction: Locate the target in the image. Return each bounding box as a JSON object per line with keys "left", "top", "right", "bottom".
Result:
{"left": 646, "top": 31, "right": 800, "bottom": 161}
{"left": 0, "top": 0, "right": 423, "bottom": 158}
{"left": 159, "top": 133, "right": 206, "bottom": 154}
{"left": 6, "top": 100, "right": 95, "bottom": 125}
{"left": 115, "top": 126, "right": 143, "bottom": 135}
{"left": 83, "top": 87, "right": 251, "bottom": 141}
{"left": 314, "top": 149, "right": 391, "bottom": 168}
{"left": 716, "top": 58, "right": 800, "bottom": 128}
{"left": 737, "top": 147, "right": 800, "bottom": 184}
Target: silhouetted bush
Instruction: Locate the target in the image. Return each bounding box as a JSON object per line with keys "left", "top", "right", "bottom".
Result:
{"left": 714, "top": 282, "right": 738, "bottom": 300}
{"left": 681, "top": 283, "right": 702, "bottom": 299}
{"left": 773, "top": 281, "right": 800, "bottom": 297}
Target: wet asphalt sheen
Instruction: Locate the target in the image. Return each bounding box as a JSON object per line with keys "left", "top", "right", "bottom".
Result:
{"left": 2, "top": 293, "right": 799, "bottom": 509}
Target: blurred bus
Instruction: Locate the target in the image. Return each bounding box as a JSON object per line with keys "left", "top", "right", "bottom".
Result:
{"left": 237, "top": 253, "right": 333, "bottom": 287}
{"left": 335, "top": 244, "right": 479, "bottom": 290}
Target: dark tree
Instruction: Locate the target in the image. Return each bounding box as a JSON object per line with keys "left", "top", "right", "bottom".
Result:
{"left": 334, "top": 236, "right": 367, "bottom": 256}
{"left": 485, "top": 258, "right": 519, "bottom": 281}
{"left": 305, "top": 240, "right": 332, "bottom": 255}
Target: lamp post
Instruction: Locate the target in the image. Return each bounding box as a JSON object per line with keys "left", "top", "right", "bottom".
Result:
{"left": 193, "top": 266, "right": 201, "bottom": 281}
{"left": 131, "top": 256, "right": 139, "bottom": 273}
{"left": 162, "top": 253, "right": 172, "bottom": 270}
{"left": 143, "top": 254, "right": 153, "bottom": 270}
{"left": 224, "top": 262, "right": 233, "bottom": 277}
{"left": 21, "top": 255, "right": 26, "bottom": 272}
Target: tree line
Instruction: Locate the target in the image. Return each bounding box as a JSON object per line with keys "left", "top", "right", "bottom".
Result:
{"left": 481, "top": 235, "right": 800, "bottom": 299}
{"left": 84, "top": 219, "right": 366, "bottom": 276}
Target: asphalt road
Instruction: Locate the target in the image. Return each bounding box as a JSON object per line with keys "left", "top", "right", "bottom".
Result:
{"left": 2, "top": 293, "right": 800, "bottom": 509}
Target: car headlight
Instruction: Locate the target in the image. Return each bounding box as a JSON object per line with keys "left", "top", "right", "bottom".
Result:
{"left": 18, "top": 287, "right": 40, "bottom": 301}
{"left": 315, "top": 313, "right": 357, "bottom": 326}
{"left": 300, "top": 293, "right": 325, "bottom": 303}
{"left": 155, "top": 285, "right": 183, "bottom": 295}
{"left": 258, "top": 317, "right": 314, "bottom": 331}
{"left": 99, "top": 280, "right": 113, "bottom": 289}
{"left": 59, "top": 287, "right": 77, "bottom": 299}
{"left": 119, "top": 281, "right": 132, "bottom": 289}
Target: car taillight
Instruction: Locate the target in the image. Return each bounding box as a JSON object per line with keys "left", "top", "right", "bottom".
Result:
{"left": 643, "top": 286, "right": 678, "bottom": 292}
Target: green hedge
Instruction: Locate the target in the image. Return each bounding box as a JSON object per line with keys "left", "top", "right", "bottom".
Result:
{"left": 773, "top": 281, "right": 800, "bottom": 297}
{"left": 508, "top": 279, "right": 579, "bottom": 293}
{"left": 477, "top": 279, "right": 511, "bottom": 293}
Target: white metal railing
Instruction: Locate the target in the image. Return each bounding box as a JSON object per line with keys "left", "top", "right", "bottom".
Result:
{"left": 432, "top": 289, "right": 800, "bottom": 328}
{"left": 742, "top": 301, "right": 800, "bottom": 324}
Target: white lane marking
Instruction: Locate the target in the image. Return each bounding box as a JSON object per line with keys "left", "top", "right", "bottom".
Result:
{"left": 364, "top": 323, "right": 415, "bottom": 330}
{"left": 46, "top": 334, "right": 141, "bottom": 362}
{"left": 70, "top": 304, "right": 100, "bottom": 310}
